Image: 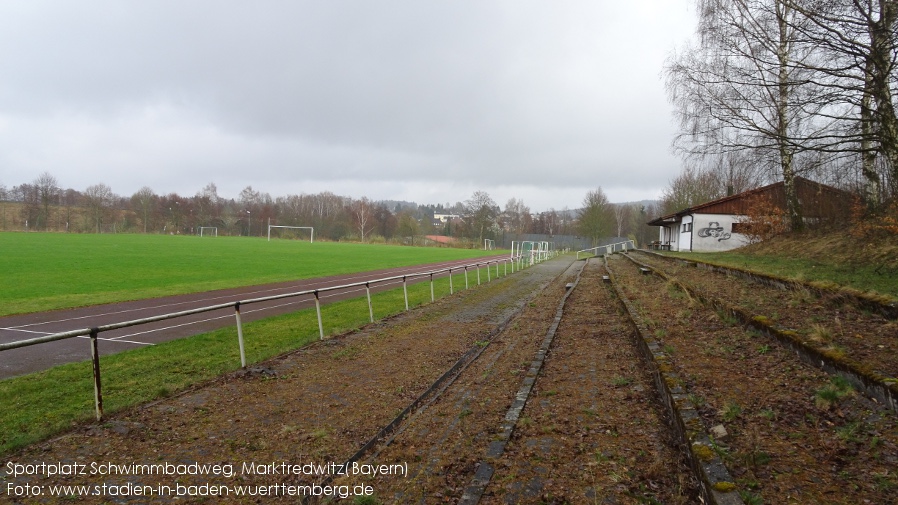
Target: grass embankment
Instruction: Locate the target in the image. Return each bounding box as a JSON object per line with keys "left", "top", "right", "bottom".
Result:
{"left": 0, "top": 268, "right": 495, "bottom": 455}
{"left": 666, "top": 230, "right": 898, "bottom": 301}
{"left": 0, "top": 232, "right": 499, "bottom": 316}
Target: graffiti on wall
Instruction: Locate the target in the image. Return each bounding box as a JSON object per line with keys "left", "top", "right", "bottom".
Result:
{"left": 697, "top": 222, "right": 731, "bottom": 241}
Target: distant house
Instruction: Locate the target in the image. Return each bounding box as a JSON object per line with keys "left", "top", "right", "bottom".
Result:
{"left": 647, "top": 177, "right": 853, "bottom": 252}
{"left": 425, "top": 235, "right": 456, "bottom": 245}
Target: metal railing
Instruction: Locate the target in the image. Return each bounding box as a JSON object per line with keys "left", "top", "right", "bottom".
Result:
{"left": 0, "top": 253, "right": 552, "bottom": 420}
{"left": 575, "top": 239, "right": 635, "bottom": 259}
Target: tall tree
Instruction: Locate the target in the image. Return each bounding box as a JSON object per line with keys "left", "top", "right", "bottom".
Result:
{"left": 612, "top": 204, "right": 633, "bottom": 238}
{"left": 396, "top": 210, "right": 420, "bottom": 242}
{"left": 373, "top": 204, "right": 397, "bottom": 239}
{"left": 660, "top": 166, "right": 724, "bottom": 215}
{"left": 784, "top": 0, "right": 898, "bottom": 205}
{"left": 667, "top": 0, "right": 827, "bottom": 231}
{"left": 83, "top": 183, "right": 114, "bottom": 233}
{"left": 503, "top": 198, "right": 531, "bottom": 235}
{"left": 34, "top": 172, "right": 59, "bottom": 230}
{"left": 349, "top": 197, "right": 375, "bottom": 242}
{"left": 131, "top": 186, "right": 156, "bottom": 233}
{"left": 195, "top": 182, "right": 221, "bottom": 227}
{"left": 238, "top": 186, "right": 260, "bottom": 236}
{"left": 578, "top": 188, "right": 612, "bottom": 246}
{"left": 464, "top": 191, "right": 499, "bottom": 244}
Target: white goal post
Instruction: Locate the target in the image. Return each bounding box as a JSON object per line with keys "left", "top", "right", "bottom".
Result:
{"left": 483, "top": 239, "right": 495, "bottom": 250}
{"left": 198, "top": 227, "right": 218, "bottom": 237}
{"left": 268, "top": 225, "right": 315, "bottom": 243}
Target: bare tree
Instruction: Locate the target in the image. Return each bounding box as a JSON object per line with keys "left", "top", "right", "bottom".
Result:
{"left": 503, "top": 198, "right": 531, "bottom": 235}
{"left": 373, "top": 204, "right": 397, "bottom": 240}
{"left": 238, "top": 186, "right": 261, "bottom": 236}
{"left": 667, "top": 0, "right": 830, "bottom": 231}
{"left": 783, "top": 0, "right": 898, "bottom": 205}
{"left": 578, "top": 187, "right": 613, "bottom": 246}
{"left": 83, "top": 183, "right": 114, "bottom": 233}
{"left": 396, "top": 210, "right": 420, "bottom": 243}
{"left": 194, "top": 182, "right": 221, "bottom": 227}
{"left": 543, "top": 209, "right": 559, "bottom": 236}
{"left": 464, "top": 191, "right": 499, "bottom": 244}
{"left": 612, "top": 204, "right": 633, "bottom": 238}
{"left": 34, "top": 172, "right": 59, "bottom": 230}
{"left": 131, "top": 186, "right": 156, "bottom": 233}
{"left": 634, "top": 203, "right": 662, "bottom": 247}
{"left": 660, "top": 166, "right": 723, "bottom": 215}
{"left": 349, "top": 197, "right": 376, "bottom": 242}
{"left": 17, "top": 183, "right": 39, "bottom": 230}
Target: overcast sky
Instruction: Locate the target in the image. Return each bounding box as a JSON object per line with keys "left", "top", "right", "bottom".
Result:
{"left": 0, "top": 1, "right": 696, "bottom": 212}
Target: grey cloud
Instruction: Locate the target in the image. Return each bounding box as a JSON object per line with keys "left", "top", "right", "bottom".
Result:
{"left": 0, "top": 1, "right": 694, "bottom": 211}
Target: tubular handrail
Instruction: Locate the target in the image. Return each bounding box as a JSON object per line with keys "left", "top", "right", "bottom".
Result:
{"left": 1, "top": 257, "right": 514, "bottom": 353}
{"left": 0, "top": 252, "right": 554, "bottom": 420}
{"left": 575, "top": 240, "right": 634, "bottom": 259}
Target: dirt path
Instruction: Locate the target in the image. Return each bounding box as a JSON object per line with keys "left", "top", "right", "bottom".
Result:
{"left": 480, "top": 259, "right": 697, "bottom": 504}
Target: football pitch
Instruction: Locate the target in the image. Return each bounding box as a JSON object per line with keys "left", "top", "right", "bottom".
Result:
{"left": 0, "top": 232, "right": 501, "bottom": 317}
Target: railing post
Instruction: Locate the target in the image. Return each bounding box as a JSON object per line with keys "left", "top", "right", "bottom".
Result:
{"left": 464, "top": 267, "right": 469, "bottom": 289}
{"left": 366, "top": 282, "right": 374, "bottom": 323}
{"left": 430, "top": 273, "right": 435, "bottom": 303}
{"left": 504, "top": 260, "right": 507, "bottom": 277}
{"left": 449, "top": 268, "right": 454, "bottom": 294}
{"left": 476, "top": 265, "right": 481, "bottom": 285}
{"left": 403, "top": 276, "right": 409, "bottom": 311}
{"left": 495, "top": 262, "right": 499, "bottom": 278}
{"left": 235, "top": 302, "right": 247, "bottom": 368}
{"left": 487, "top": 262, "right": 491, "bottom": 282}
{"left": 314, "top": 291, "right": 325, "bottom": 340}
{"left": 89, "top": 328, "right": 103, "bottom": 421}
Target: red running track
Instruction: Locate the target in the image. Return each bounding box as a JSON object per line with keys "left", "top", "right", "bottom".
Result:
{"left": 0, "top": 256, "right": 509, "bottom": 379}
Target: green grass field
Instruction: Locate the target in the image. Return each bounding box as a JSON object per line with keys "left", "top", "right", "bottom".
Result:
{"left": 0, "top": 232, "right": 501, "bottom": 317}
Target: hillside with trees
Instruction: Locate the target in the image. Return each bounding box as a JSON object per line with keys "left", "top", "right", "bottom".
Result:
{"left": 0, "top": 174, "right": 660, "bottom": 248}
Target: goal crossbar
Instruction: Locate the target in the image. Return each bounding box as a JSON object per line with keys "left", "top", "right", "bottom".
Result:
{"left": 268, "top": 225, "right": 315, "bottom": 243}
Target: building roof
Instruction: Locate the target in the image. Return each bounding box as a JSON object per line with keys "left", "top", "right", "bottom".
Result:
{"left": 647, "top": 176, "right": 854, "bottom": 226}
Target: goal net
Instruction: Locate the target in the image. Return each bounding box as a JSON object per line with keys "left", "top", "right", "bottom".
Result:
{"left": 268, "top": 225, "right": 315, "bottom": 243}
{"left": 198, "top": 227, "right": 218, "bottom": 237}
{"left": 484, "top": 239, "right": 495, "bottom": 250}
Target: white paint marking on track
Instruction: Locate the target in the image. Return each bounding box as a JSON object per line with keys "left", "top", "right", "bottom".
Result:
{"left": 3, "top": 260, "right": 481, "bottom": 331}
{"left": 0, "top": 327, "right": 53, "bottom": 335}
{"left": 73, "top": 335, "right": 155, "bottom": 346}
{"left": 102, "top": 283, "right": 387, "bottom": 342}
{"left": 109, "top": 314, "right": 233, "bottom": 340}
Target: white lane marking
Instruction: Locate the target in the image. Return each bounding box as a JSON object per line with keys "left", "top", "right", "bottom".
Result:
{"left": 0, "top": 327, "right": 54, "bottom": 335}
{"left": 0, "top": 327, "right": 154, "bottom": 346}
{"left": 106, "top": 284, "right": 373, "bottom": 341}
{"left": 74, "top": 335, "right": 155, "bottom": 346}
{"left": 108, "top": 314, "right": 233, "bottom": 340}
{"left": 3, "top": 259, "right": 480, "bottom": 330}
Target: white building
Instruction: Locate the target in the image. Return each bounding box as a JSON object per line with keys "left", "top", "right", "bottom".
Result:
{"left": 647, "top": 177, "right": 852, "bottom": 252}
